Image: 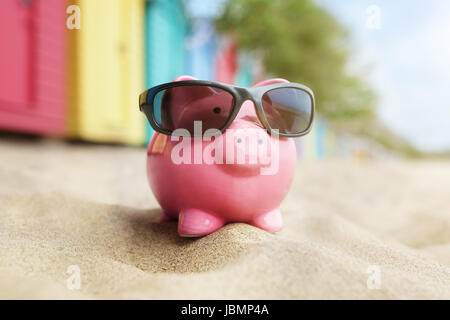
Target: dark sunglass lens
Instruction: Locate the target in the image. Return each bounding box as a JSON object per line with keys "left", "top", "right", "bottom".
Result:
{"left": 153, "top": 85, "right": 234, "bottom": 135}
{"left": 261, "top": 87, "right": 313, "bottom": 135}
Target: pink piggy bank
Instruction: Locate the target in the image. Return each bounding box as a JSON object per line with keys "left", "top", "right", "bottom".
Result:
{"left": 147, "top": 76, "right": 297, "bottom": 237}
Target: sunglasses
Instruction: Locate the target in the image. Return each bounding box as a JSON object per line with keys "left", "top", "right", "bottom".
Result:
{"left": 139, "top": 80, "right": 315, "bottom": 138}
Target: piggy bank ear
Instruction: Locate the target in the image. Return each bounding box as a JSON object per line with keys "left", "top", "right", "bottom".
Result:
{"left": 253, "top": 78, "right": 289, "bottom": 87}
{"left": 172, "top": 75, "right": 198, "bottom": 82}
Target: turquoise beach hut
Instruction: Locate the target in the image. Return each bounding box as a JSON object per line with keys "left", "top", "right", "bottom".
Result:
{"left": 145, "top": 0, "right": 189, "bottom": 142}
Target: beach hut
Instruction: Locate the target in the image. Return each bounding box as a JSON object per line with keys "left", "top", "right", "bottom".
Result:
{"left": 215, "top": 37, "right": 238, "bottom": 84}
{"left": 315, "top": 118, "right": 327, "bottom": 159}
{"left": 325, "top": 126, "right": 337, "bottom": 158}
{"left": 234, "top": 54, "right": 254, "bottom": 87}
{"left": 298, "top": 117, "right": 331, "bottom": 160}
{"left": 145, "top": 0, "right": 189, "bottom": 141}
{"left": 67, "top": 0, "right": 145, "bottom": 145}
{"left": 0, "top": 0, "right": 66, "bottom": 135}
{"left": 215, "top": 38, "right": 255, "bottom": 87}
{"left": 185, "top": 19, "right": 217, "bottom": 81}
{"left": 301, "top": 120, "right": 318, "bottom": 161}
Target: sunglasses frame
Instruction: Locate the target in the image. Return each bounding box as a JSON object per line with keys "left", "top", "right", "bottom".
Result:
{"left": 139, "top": 80, "right": 315, "bottom": 138}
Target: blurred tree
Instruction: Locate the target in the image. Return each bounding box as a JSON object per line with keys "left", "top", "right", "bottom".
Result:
{"left": 215, "top": 0, "right": 376, "bottom": 122}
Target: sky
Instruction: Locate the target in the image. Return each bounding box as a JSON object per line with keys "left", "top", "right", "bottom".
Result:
{"left": 317, "top": 0, "right": 450, "bottom": 152}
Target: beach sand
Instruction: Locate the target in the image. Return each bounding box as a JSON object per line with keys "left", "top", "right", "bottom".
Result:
{"left": 0, "top": 135, "right": 449, "bottom": 299}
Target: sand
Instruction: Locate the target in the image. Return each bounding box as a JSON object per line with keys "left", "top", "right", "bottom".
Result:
{"left": 0, "top": 134, "right": 449, "bottom": 299}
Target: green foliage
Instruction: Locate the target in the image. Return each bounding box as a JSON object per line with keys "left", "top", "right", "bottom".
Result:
{"left": 215, "top": 0, "right": 376, "bottom": 122}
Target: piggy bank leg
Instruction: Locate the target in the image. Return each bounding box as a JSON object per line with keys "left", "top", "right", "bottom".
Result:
{"left": 178, "top": 208, "right": 225, "bottom": 237}
{"left": 251, "top": 209, "right": 283, "bottom": 233}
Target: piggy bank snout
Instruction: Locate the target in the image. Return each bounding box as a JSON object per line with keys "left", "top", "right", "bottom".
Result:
{"left": 219, "top": 119, "right": 274, "bottom": 167}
